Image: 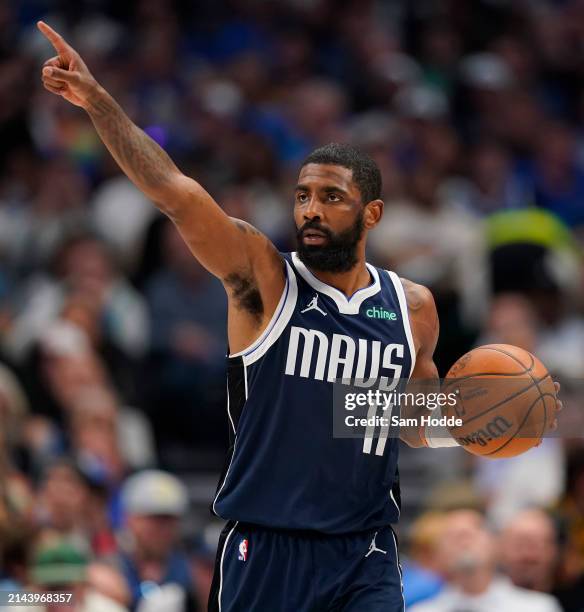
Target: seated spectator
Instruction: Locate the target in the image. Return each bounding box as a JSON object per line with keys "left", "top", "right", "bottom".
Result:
{"left": 90, "top": 175, "right": 158, "bottom": 274}
{"left": 410, "top": 509, "right": 562, "bottom": 611}
{"left": 23, "top": 320, "right": 130, "bottom": 425}
{"left": 85, "top": 562, "right": 131, "bottom": 612}
{"left": 4, "top": 233, "right": 148, "bottom": 365}
{"left": 116, "top": 471, "right": 199, "bottom": 612}
{"left": 0, "top": 526, "right": 34, "bottom": 591}
{"left": 499, "top": 509, "right": 560, "bottom": 594}
{"left": 0, "top": 363, "right": 35, "bottom": 527}
{"left": 517, "top": 121, "right": 584, "bottom": 231}
{"left": 0, "top": 157, "right": 89, "bottom": 278}
{"left": 69, "top": 386, "right": 156, "bottom": 475}
{"left": 36, "top": 460, "right": 92, "bottom": 548}
{"left": 474, "top": 294, "right": 565, "bottom": 526}
{"left": 368, "top": 165, "right": 487, "bottom": 370}
{"left": 402, "top": 512, "right": 446, "bottom": 607}
{"left": 28, "top": 537, "right": 130, "bottom": 612}
{"left": 68, "top": 389, "right": 125, "bottom": 487}
{"left": 554, "top": 446, "right": 584, "bottom": 584}
{"left": 144, "top": 220, "right": 227, "bottom": 465}
{"left": 443, "top": 140, "right": 525, "bottom": 216}
{"left": 29, "top": 536, "right": 89, "bottom": 612}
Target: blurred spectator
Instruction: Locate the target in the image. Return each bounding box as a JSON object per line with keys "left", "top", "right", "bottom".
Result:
{"left": 368, "top": 164, "right": 487, "bottom": 371}
{"left": 19, "top": 321, "right": 101, "bottom": 429}
{"left": 90, "top": 177, "right": 158, "bottom": 274}
{"left": 117, "top": 471, "right": 199, "bottom": 612}
{"left": 0, "top": 1, "right": 584, "bottom": 606}
{"left": 84, "top": 562, "right": 131, "bottom": 612}
{"left": 554, "top": 447, "right": 584, "bottom": 585}
{"left": 520, "top": 121, "right": 584, "bottom": 230}
{"left": 369, "top": 165, "right": 487, "bottom": 328}
{"left": 410, "top": 509, "right": 562, "bottom": 612}
{"left": 5, "top": 233, "right": 148, "bottom": 364}
{"left": 443, "top": 140, "right": 525, "bottom": 216}
{"left": 485, "top": 208, "right": 584, "bottom": 379}
{"left": 69, "top": 386, "right": 155, "bottom": 474}
{"left": 28, "top": 537, "right": 130, "bottom": 612}
{"left": 144, "top": 220, "right": 226, "bottom": 464}
{"left": 29, "top": 536, "right": 89, "bottom": 612}
{"left": 499, "top": 509, "right": 559, "bottom": 594}
{"left": 474, "top": 294, "right": 565, "bottom": 526}
{"left": 0, "top": 526, "right": 34, "bottom": 591}
{"left": 0, "top": 363, "right": 34, "bottom": 528}
{"left": 0, "top": 157, "right": 88, "bottom": 276}
{"left": 402, "top": 512, "right": 446, "bottom": 607}
{"left": 36, "top": 461, "right": 92, "bottom": 548}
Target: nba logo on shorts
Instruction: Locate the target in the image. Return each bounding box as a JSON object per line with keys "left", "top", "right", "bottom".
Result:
{"left": 238, "top": 538, "right": 248, "bottom": 561}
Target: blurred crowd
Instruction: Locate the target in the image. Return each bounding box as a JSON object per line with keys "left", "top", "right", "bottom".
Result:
{"left": 1, "top": 0, "right": 584, "bottom": 609}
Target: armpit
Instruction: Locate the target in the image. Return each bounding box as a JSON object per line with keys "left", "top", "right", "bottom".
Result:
{"left": 223, "top": 271, "right": 264, "bottom": 321}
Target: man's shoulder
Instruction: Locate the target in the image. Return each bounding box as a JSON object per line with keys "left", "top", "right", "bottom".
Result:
{"left": 409, "top": 579, "right": 562, "bottom": 612}
{"left": 496, "top": 578, "right": 562, "bottom": 611}
{"left": 408, "top": 588, "right": 453, "bottom": 612}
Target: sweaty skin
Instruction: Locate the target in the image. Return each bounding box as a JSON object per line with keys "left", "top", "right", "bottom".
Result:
{"left": 37, "top": 21, "right": 560, "bottom": 447}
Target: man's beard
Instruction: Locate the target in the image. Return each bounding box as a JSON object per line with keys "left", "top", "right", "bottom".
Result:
{"left": 296, "top": 211, "right": 364, "bottom": 273}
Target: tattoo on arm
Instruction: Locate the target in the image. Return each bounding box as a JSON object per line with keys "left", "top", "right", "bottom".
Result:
{"left": 85, "top": 88, "right": 177, "bottom": 197}
{"left": 403, "top": 281, "right": 426, "bottom": 312}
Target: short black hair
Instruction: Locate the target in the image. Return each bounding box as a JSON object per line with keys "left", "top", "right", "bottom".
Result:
{"left": 301, "top": 143, "right": 382, "bottom": 204}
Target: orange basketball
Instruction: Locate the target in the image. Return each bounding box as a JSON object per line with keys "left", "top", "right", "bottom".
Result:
{"left": 442, "top": 344, "right": 556, "bottom": 459}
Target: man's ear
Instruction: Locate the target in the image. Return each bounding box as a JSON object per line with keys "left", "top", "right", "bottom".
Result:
{"left": 363, "top": 199, "right": 384, "bottom": 229}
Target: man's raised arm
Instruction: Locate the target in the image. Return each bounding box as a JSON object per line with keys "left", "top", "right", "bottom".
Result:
{"left": 36, "top": 21, "right": 284, "bottom": 296}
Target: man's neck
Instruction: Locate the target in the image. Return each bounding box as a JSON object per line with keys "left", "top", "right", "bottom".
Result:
{"left": 453, "top": 568, "right": 494, "bottom": 596}
{"left": 308, "top": 261, "right": 372, "bottom": 298}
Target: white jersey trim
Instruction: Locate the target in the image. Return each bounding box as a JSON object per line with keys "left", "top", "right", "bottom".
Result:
{"left": 390, "top": 487, "right": 400, "bottom": 518}
{"left": 386, "top": 271, "right": 417, "bottom": 377}
{"left": 212, "top": 364, "right": 249, "bottom": 517}
{"left": 291, "top": 252, "right": 381, "bottom": 315}
{"left": 229, "top": 260, "right": 298, "bottom": 366}
{"left": 218, "top": 521, "right": 238, "bottom": 612}
{"left": 391, "top": 528, "right": 405, "bottom": 612}
{"left": 226, "top": 380, "right": 235, "bottom": 435}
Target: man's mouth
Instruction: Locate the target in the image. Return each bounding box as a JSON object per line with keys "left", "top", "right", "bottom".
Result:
{"left": 302, "top": 228, "right": 328, "bottom": 245}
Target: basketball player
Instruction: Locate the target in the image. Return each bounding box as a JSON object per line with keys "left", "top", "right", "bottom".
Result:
{"left": 37, "top": 22, "right": 562, "bottom": 611}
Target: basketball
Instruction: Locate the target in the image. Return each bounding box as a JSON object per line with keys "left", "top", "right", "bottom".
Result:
{"left": 442, "top": 344, "right": 556, "bottom": 459}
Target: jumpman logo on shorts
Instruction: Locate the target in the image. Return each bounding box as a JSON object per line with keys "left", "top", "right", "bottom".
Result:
{"left": 301, "top": 294, "right": 327, "bottom": 316}
{"left": 365, "top": 532, "right": 387, "bottom": 557}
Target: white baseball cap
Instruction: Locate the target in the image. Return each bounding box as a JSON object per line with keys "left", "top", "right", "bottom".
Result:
{"left": 121, "top": 470, "right": 188, "bottom": 517}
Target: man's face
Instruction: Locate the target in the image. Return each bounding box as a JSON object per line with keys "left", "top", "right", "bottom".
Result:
{"left": 294, "top": 163, "right": 367, "bottom": 273}
{"left": 436, "top": 510, "right": 495, "bottom": 577}
{"left": 42, "top": 465, "right": 89, "bottom": 530}
{"left": 128, "top": 514, "right": 180, "bottom": 560}
{"left": 500, "top": 512, "right": 558, "bottom": 590}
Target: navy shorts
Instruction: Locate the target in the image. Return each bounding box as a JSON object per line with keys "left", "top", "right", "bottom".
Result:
{"left": 208, "top": 522, "right": 404, "bottom": 612}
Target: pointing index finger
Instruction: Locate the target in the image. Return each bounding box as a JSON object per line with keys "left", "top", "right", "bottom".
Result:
{"left": 37, "top": 21, "right": 72, "bottom": 56}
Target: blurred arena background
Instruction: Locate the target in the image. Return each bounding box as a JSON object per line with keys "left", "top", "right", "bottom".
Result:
{"left": 1, "top": 0, "right": 584, "bottom": 610}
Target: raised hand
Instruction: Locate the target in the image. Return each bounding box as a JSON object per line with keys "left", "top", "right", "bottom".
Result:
{"left": 38, "top": 21, "right": 98, "bottom": 108}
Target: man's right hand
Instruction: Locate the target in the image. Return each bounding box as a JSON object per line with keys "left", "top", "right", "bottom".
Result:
{"left": 36, "top": 21, "right": 286, "bottom": 355}
{"left": 38, "top": 21, "right": 98, "bottom": 109}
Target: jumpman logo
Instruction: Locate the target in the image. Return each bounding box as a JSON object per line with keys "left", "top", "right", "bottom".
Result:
{"left": 301, "top": 294, "right": 327, "bottom": 316}
{"left": 365, "top": 532, "right": 387, "bottom": 558}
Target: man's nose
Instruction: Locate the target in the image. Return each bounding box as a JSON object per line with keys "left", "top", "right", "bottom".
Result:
{"left": 303, "top": 197, "right": 323, "bottom": 221}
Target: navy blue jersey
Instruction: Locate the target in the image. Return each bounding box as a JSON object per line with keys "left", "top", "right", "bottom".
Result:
{"left": 212, "top": 252, "right": 416, "bottom": 534}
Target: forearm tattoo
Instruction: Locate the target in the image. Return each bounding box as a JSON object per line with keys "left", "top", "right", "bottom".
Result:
{"left": 86, "top": 89, "right": 175, "bottom": 193}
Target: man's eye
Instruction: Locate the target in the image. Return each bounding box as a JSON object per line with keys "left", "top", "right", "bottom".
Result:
{"left": 328, "top": 193, "right": 340, "bottom": 202}
{"left": 297, "top": 193, "right": 308, "bottom": 203}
